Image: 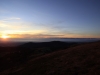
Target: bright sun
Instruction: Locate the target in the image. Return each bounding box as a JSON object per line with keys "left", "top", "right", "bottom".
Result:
{"left": 1, "top": 35, "right": 10, "bottom": 39}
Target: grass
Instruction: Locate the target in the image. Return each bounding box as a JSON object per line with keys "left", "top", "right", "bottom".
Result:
{"left": 0, "top": 41, "right": 100, "bottom": 75}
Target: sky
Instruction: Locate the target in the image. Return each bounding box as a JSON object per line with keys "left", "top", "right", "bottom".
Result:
{"left": 0, "top": 0, "right": 100, "bottom": 41}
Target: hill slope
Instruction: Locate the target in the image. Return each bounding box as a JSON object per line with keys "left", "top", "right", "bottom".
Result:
{"left": 0, "top": 41, "right": 100, "bottom": 75}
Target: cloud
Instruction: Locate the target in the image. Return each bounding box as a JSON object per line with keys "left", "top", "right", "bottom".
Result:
{"left": 1, "top": 17, "right": 21, "bottom": 21}
{"left": 7, "top": 33, "right": 100, "bottom": 39}
{"left": 0, "top": 21, "right": 23, "bottom": 30}
{"left": 1, "top": 29, "right": 47, "bottom": 35}
{"left": 7, "top": 33, "right": 66, "bottom": 38}
{"left": 0, "top": 18, "right": 37, "bottom": 31}
{"left": 0, "top": 17, "right": 48, "bottom": 31}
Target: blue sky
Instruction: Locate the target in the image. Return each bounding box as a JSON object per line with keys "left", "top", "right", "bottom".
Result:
{"left": 0, "top": 0, "right": 100, "bottom": 39}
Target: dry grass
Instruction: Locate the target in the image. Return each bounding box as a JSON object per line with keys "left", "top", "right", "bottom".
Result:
{"left": 0, "top": 41, "right": 100, "bottom": 75}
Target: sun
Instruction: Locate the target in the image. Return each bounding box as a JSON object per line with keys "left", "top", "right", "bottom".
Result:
{"left": 1, "top": 35, "right": 10, "bottom": 39}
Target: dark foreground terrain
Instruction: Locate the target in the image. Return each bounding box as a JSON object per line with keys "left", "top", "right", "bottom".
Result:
{"left": 0, "top": 41, "right": 100, "bottom": 75}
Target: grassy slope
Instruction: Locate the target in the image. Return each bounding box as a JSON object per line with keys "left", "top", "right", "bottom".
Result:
{"left": 0, "top": 42, "right": 100, "bottom": 75}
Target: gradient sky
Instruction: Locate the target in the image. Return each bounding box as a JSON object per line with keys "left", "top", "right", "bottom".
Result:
{"left": 0, "top": 0, "right": 100, "bottom": 40}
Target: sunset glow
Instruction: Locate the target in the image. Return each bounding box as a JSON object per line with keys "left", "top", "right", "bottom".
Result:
{"left": 0, "top": 0, "right": 100, "bottom": 42}
{"left": 1, "top": 35, "right": 10, "bottom": 39}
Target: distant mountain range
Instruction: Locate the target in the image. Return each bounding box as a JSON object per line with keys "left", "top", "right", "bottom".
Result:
{"left": 0, "top": 38, "right": 99, "bottom": 47}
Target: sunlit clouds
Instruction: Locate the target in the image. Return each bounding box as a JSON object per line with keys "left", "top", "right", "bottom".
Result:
{"left": 0, "top": 17, "right": 48, "bottom": 35}
{"left": 0, "top": 17, "right": 100, "bottom": 39}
